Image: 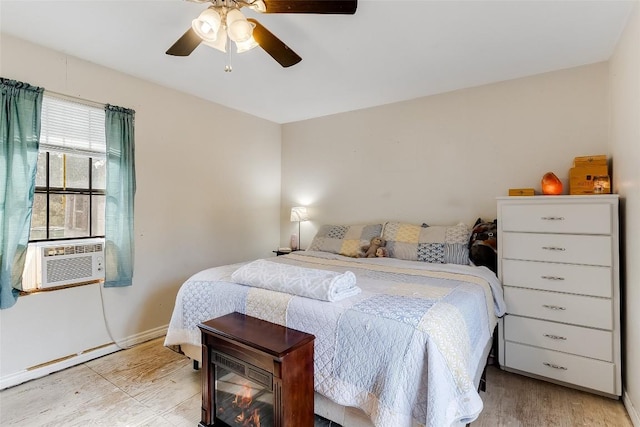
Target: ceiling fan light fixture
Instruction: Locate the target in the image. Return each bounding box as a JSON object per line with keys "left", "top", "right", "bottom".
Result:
{"left": 191, "top": 8, "right": 221, "bottom": 42}
{"left": 226, "top": 9, "right": 254, "bottom": 43}
{"left": 168, "top": 0, "right": 358, "bottom": 67}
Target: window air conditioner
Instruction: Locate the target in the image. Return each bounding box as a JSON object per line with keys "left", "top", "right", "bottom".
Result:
{"left": 21, "top": 239, "right": 105, "bottom": 292}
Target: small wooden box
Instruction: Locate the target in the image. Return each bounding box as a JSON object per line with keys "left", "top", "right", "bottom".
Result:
{"left": 573, "top": 155, "right": 607, "bottom": 168}
{"left": 508, "top": 188, "right": 535, "bottom": 196}
{"left": 569, "top": 166, "right": 609, "bottom": 195}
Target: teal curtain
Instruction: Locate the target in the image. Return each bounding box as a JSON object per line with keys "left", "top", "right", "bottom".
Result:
{"left": 0, "top": 78, "right": 43, "bottom": 309}
{"left": 104, "top": 105, "right": 136, "bottom": 287}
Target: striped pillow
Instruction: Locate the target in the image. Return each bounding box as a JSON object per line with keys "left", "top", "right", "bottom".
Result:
{"left": 382, "top": 222, "right": 470, "bottom": 265}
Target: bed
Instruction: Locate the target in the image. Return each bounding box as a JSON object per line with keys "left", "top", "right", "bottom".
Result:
{"left": 164, "top": 222, "right": 506, "bottom": 427}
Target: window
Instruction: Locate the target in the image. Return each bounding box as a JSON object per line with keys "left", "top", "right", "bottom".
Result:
{"left": 29, "top": 95, "right": 106, "bottom": 242}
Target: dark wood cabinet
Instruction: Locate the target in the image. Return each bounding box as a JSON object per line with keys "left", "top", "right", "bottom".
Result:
{"left": 198, "top": 312, "right": 315, "bottom": 427}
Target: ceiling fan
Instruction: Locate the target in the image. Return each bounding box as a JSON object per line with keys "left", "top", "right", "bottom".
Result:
{"left": 166, "top": 0, "right": 358, "bottom": 68}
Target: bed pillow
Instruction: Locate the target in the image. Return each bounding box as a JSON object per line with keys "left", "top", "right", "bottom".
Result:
{"left": 382, "top": 221, "right": 470, "bottom": 264}
{"left": 307, "top": 223, "right": 384, "bottom": 257}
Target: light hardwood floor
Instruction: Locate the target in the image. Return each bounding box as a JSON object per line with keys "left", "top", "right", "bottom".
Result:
{"left": 0, "top": 338, "right": 632, "bottom": 426}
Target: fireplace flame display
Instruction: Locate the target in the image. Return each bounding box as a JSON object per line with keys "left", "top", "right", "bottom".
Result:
{"left": 216, "top": 376, "right": 273, "bottom": 427}
{"left": 235, "top": 408, "right": 261, "bottom": 426}
{"left": 233, "top": 385, "right": 261, "bottom": 426}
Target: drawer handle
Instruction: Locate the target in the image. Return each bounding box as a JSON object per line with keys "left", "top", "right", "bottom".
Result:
{"left": 543, "top": 334, "right": 567, "bottom": 341}
{"left": 542, "top": 304, "right": 566, "bottom": 311}
{"left": 543, "top": 362, "right": 567, "bottom": 370}
{"left": 541, "top": 216, "right": 565, "bottom": 221}
{"left": 541, "top": 275, "right": 565, "bottom": 281}
{"left": 542, "top": 246, "right": 566, "bottom": 251}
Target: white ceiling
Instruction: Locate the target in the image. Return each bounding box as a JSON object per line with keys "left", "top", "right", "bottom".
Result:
{"left": 0, "top": 1, "right": 635, "bottom": 124}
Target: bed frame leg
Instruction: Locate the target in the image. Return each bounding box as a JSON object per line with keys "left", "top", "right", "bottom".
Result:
{"left": 193, "top": 360, "right": 200, "bottom": 370}
{"left": 479, "top": 365, "right": 487, "bottom": 393}
{"left": 477, "top": 323, "right": 497, "bottom": 394}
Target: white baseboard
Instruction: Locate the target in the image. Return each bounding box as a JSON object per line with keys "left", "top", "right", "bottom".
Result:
{"left": 0, "top": 325, "right": 168, "bottom": 390}
{"left": 115, "top": 324, "right": 168, "bottom": 349}
{"left": 0, "top": 343, "right": 120, "bottom": 390}
{"left": 624, "top": 390, "right": 640, "bottom": 427}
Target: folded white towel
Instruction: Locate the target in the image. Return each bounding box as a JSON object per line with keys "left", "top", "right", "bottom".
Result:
{"left": 231, "top": 259, "right": 360, "bottom": 302}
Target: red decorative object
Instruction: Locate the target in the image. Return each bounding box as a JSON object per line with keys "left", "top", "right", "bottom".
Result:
{"left": 541, "top": 172, "right": 563, "bottom": 195}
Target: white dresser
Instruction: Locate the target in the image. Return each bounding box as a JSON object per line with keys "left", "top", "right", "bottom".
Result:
{"left": 497, "top": 195, "right": 621, "bottom": 397}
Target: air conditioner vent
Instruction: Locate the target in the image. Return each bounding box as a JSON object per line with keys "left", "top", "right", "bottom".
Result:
{"left": 43, "top": 243, "right": 103, "bottom": 257}
{"left": 20, "top": 239, "right": 105, "bottom": 291}
{"left": 47, "top": 256, "right": 94, "bottom": 283}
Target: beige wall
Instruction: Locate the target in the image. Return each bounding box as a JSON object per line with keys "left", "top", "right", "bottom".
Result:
{"left": 2, "top": 15, "right": 638, "bottom": 421}
{"left": 281, "top": 63, "right": 609, "bottom": 246}
{"left": 0, "top": 35, "right": 282, "bottom": 379}
{"left": 610, "top": 2, "right": 640, "bottom": 424}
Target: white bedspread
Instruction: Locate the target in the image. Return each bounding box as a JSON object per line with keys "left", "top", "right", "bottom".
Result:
{"left": 165, "top": 251, "right": 506, "bottom": 427}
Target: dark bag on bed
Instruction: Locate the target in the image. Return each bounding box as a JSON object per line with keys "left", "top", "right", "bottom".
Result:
{"left": 468, "top": 218, "right": 497, "bottom": 273}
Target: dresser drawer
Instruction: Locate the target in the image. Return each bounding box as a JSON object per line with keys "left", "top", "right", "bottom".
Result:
{"left": 505, "top": 342, "right": 615, "bottom": 394}
{"left": 504, "top": 287, "right": 612, "bottom": 329}
{"left": 502, "top": 233, "right": 612, "bottom": 266}
{"left": 502, "top": 259, "right": 612, "bottom": 298}
{"left": 501, "top": 203, "right": 611, "bottom": 234}
{"left": 504, "top": 316, "right": 613, "bottom": 361}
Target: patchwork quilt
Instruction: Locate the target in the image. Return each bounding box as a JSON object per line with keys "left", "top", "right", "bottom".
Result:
{"left": 164, "top": 251, "right": 506, "bottom": 427}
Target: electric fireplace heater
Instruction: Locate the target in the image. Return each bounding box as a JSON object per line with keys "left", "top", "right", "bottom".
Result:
{"left": 198, "top": 312, "right": 315, "bottom": 427}
{"left": 213, "top": 351, "right": 274, "bottom": 426}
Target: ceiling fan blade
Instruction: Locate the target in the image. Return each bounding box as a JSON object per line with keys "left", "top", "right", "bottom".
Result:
{"left": 166, "top": 27, "right": 202, "bottom": 56}
{"left": 261, "top": 0, "right": 357, "bottom": 14}
{"left": 248, "top": 18, "right": 302, "bottom": 68}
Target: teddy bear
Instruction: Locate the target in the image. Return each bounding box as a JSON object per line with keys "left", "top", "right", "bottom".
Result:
{"left": 375, "top": 247, "right": 388, "bottom": 257}
{"left": 359, "top": 236, "right": 386, "bottom": 258}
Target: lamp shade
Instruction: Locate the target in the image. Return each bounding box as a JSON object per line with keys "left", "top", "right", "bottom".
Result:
{"left": 290, "top": 207, "right": 309, "bottom": 222}
{"left": 192, "top": 8, "right": 221, "bottom": 42}
{"left": 203, "top": 28, "right": 227, "bottom": 52}
{"left": 226, "top": 9, "right": 254, "bottom": 42}
{"left": 236, "top": 36, "right": 259, "bottom": 53}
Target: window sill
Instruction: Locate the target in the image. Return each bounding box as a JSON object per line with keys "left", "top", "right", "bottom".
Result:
{"left": 19, "top": 279, "right": 104, "bottom": 296}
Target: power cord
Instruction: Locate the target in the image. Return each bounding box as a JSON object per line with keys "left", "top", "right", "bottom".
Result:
{"left": 98, "top": 280, "right": 128, "bottom": 350}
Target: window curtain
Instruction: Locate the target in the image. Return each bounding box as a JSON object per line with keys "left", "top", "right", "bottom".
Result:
{"left": 104, "top": 105, "right": 136, "bottom": 287}
{"left": 0, "top": 78, "right": 44, "bottom": 309}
